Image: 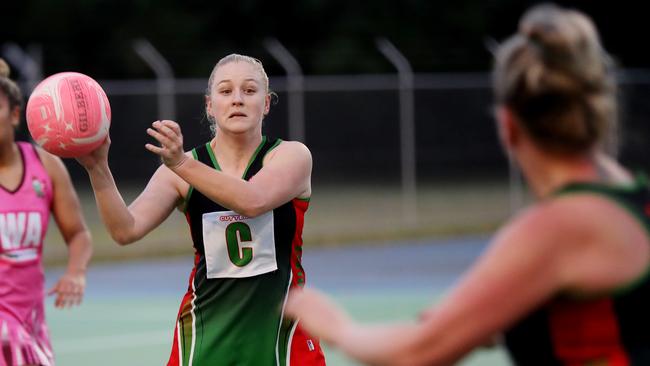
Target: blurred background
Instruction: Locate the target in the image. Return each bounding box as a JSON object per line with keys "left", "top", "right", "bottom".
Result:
{"left": 3, "top": 0, "right": 649, "bottom": 263}
{"left": 2, "top": 0, "right": 650, "bottom": 364}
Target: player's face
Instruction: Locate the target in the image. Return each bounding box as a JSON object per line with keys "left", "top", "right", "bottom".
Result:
{"left": 0, "top": 93, "right": 19, "bottom": 146}
{"left": 206, "top": 62, "right": 270, "bottom": 135}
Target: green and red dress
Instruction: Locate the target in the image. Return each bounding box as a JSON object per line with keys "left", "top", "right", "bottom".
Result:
{"left": 167, "top": 136, "right": 325, "bottom": 366}
{"left": 505, "top": 176, "right": 650, "bottom": 365}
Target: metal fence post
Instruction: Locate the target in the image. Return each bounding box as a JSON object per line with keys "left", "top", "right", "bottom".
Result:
{"left": 263, "top": 38, "right": 306, "bottom": 143}
{"left": 132, "top": 39, "right": 176, "bottom": 121}
{"left": 376, "top": 38, "right": 417, "bottom": 225}
{"left": 1, "top": 42, "right": 43, "bottom": 92}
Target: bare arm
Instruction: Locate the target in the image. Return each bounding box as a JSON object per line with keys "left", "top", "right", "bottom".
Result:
{"left": 287, "top": 195, "right": 650, "bottom": 365}
{"left": 146, "top": 120, "right": 311, "bottom": 217}
{"left": 286, "top": 205, "right": 571, "bottom": 365}
{"left": 77, "top": 137, "right": 186, "bottom": 244}
{"left": 38, "top": 148, "right": 92, "bottom": 308}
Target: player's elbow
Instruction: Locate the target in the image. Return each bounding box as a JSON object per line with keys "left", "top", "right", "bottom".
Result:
{"left": 110, "top": 230, "right": 138, "bottom": 246}
{"left": 234, "top": 194, "right": 269, "bottom": 218}
{"left": 235, "top": 203, "right": 266, "bottom": 218}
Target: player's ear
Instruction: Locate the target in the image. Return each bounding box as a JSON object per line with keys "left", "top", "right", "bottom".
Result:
{"left": 263, "top": 93, "right": 271, "bottom": 116}
{"left": 10, "top": 106, "right": 20, "bottom": 129}
{"left": 495, "top": 106, "right": 520, "bottom": 152}
{"left": 205, "top": 95, "right": 213, "bottom": 119}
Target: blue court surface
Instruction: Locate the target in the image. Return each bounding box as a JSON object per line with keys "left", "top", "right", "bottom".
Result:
{"left": 44, "top": 236, "right": 512, "bottom": 365}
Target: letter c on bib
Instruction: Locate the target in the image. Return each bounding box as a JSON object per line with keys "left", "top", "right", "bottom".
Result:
{"left": 225, "top": 222, "right": 253, "bottom": 267}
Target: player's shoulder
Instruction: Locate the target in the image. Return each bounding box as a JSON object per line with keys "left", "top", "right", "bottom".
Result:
{"left": 541, "top": 192, "right": 633, "bottom": 226}
{"left": 31, "top": 143, "right": 66, "bottom": 173}
{"left": 267, "top": 139, "right": 311, "bottom": 160}
{"left": 506, "top": 193, "right": 623, "bottom": 248}
{"left": 513, "top": 196, "right": 591, "bottom": 230}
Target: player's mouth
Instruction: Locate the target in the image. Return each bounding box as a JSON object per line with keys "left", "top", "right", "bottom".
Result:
{"left": 229, "top": 112, "right": 247, "bottom": 118}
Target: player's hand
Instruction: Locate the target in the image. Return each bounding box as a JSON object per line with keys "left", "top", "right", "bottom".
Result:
{"left": 75, "top": 135, "right": 111, "bottom": 170}
{"left": 285, "top": 287, "right": 351, "bottom": 345}
{"left": 146, "top": 120, "right": 188, "bottom": 169}
{"left": 48, "top": 271, "right": 86, "bottom": 309}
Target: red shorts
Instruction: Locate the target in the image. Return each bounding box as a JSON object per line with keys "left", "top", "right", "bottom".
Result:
{"left": 290, "top": 323, "right": 326, "bottom": 365}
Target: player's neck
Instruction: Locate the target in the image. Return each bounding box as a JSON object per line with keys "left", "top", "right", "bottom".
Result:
{"left": 210, "top": 131, "right": 263, "bottom": 169}
{"left": 521, "top": 151, "right": 599, "bottom": 199}
{"left": 0, "top": 141, "right": 19, "bottom": 168}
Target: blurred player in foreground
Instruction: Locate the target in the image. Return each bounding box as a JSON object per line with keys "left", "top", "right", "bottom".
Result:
{"left": 0, "top": 59, "right": 92, "bottom": 366}
{"left": 76, "top": 54, "right": 325, "bottom": 365}
{"left": 286, "top": 4, "right": 650, "bottom": 365}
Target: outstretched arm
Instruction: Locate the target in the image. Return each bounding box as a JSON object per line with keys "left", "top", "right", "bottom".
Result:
{"left": 39, "top": 149, "right": 92, "bottom": 308}
{"left": 77, "top": 137, "right": 185, "bottom": 245}
{"left": 146, "top": 120, "right": 311, "bottom": 217}
{"left": 286, "top": 205, "right": 575, "bottom": 365}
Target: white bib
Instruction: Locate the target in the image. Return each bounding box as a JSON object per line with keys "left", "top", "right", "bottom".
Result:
{"left": 202, "top": 210, "right": 278, "bottom": 279}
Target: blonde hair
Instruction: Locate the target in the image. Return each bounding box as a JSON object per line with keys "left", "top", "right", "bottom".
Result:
{"left": 204, "top": 54, "right": 272, "bottom": 135}
{"left": 0, "top": 59, "right": 9, "bottom": 77}
{"left": 0, "top": 58, "right": 23, "bottom": 110}
{"left": 206, "top": 54, "right": 270, "bottom": 96}
{"left": 493, "top": 4, "right": 616, "bottom": 155}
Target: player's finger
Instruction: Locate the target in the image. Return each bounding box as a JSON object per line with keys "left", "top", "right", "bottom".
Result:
{"left": 146, "top": 127, "right": 169, "bottom": 144}
{"left": 145, "top": 143, "right": 164, "bottom": 155}
{"left": 152, "top": 120, "right": 178, "bottom": 138}
{"left": 150, "top": 126, "right": 179, "bottom": 149}
{"left": 161, "top": 120, "right": 182, "bottom": 135}
{"left": 147, "top": 131, "right": 176, "bottom": 152}
{"left": 153, "top": 122, "right": 178, "bottom": 140}
{"left": 66, "top": 294, "right": 77, "bottom": 308}
{"left": 55, "top": 293, "right": 64, "bottom": 308}
{"left": 63, "top": 291, "right": 77, "bottom": 308}
{"left": 47, "top": 285, "right": 58, "bottom": 296}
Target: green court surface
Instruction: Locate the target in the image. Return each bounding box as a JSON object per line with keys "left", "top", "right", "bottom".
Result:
{"left": 46, "top": 294, "right": 511, "bottom": 366}
{"left": 44, "top": 238, "right": 513, "bottom": 365}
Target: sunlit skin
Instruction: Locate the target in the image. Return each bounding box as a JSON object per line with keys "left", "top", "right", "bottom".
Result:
{"left": 73, "top": 55, "right": 318, "bottom": 364}
{"left": 76, "top": 58, "right": 311, "bottom": 247}
{"left": 206, "top": 61, "right": 270, "bottom": 138}
{"left": 284, "top": 106, "right": 649, "bottom": 365}
{"left": 282, "top": 21, "right": 650, "bottom": 365}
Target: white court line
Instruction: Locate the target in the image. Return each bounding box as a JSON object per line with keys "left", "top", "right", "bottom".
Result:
{"left": 54, "top": 330, "right": 170, "bottom": 354}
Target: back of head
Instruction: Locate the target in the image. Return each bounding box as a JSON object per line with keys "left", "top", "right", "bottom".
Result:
{"left": 0, "top": 59, "right": 9, "bottom": 77}
{"left": 0, "top": 58, "right": 24, "bottom": 110}
{"left": 493, "top": 4, "right": 616, "bottom": 155}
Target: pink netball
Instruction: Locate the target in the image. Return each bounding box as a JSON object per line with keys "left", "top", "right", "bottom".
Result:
{"left": 26, "top": 72, "right": 111, "bottom": 158}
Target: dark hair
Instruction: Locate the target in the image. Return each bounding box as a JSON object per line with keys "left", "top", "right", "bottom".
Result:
{"left": 0, "top": 58, "right": 24, "bottom": 110}
{"left": 493, "top": 4, "right": 616, "bottom": 155}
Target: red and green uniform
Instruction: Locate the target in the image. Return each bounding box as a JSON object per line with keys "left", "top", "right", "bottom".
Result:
{"left": 504, "top": 175, "right": 650, "bottom": 365}
{"left": 167, "top": 136, "right": 325, "bottom": 366}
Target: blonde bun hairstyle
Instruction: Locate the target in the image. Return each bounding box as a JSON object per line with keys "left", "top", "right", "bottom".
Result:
{"left": 493, "top": 4, "right": 617, "bottom": 155}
